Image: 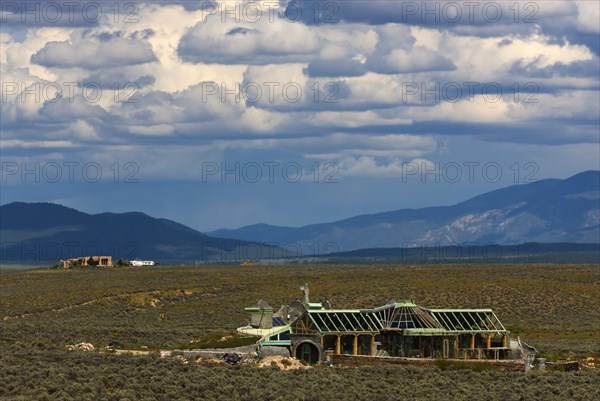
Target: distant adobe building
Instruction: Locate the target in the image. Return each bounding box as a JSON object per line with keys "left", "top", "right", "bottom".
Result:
{"left": 240, "top": 284, "right": 520, "bottom": 364}
{"left": 60, "top": 256, "right": 113, "bottom": 268}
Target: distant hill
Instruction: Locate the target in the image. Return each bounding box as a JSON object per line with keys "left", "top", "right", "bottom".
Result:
{"left": 0, "top": 202, "right": 280, "bottom": 263}
{"left": 209, "top": 171, "right": 600, "bottom": 252}
{"left": 330, "top": 243, "right": 600, "bottom": 264}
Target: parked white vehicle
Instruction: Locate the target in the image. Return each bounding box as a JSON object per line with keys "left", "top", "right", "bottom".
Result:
{"left": 130, "top": 260, "right": 156, "bottom": 266}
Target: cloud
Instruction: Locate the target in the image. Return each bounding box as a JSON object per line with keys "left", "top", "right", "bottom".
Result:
{"left": 1, "top": 1, "right": 598, "bottom": 233}
{"left": 128, "top": 124, "right": 175, "bottom": 136}
{"left": 31, "top": 35, "right": 157, "bottom": 69}
{"left": 576, "top": 1, "right": 600, "bottom": 33}
{"left": 310, "top": 111, "right": 412, "bottom": 128}
{"left": 0, "top": 139, "right": 75, "bottom": 149}
{"left": 510, "top": 58, "right": 600, "bottom": 80}
{"left": 209, "top": 133, "right": 438, "bottom": 161}
{"left": 304, "top": 59, "right": 367, "bottom": 77}
{"left": 65, "top": 119, "right": 99, "bottom": 140}
{"left": 304, "top": 23, "right": 456, "bottom": 77}
{"left": 0, "top": 0, "right": 597, "bottom": 171}
{"left": 178, "top": 15, "right": 320, "bottom": 65}
{"left": 367, "top": 45, "right": 456, "bottom": 74}
{"left": 337, "top": 156, "right": 437, "bottom": 177}
{"left": 290, "top": 0, "right": 599, "bottom": 56}
{"left": 239, "top": 64, "right": 353, "bottom": 112}
{"left": 80, "top": 71, "right": 156, "bottom": 89}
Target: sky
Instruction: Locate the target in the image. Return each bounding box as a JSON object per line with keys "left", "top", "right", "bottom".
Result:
{"left": 1, "top": 0, "right": 599, "bottom": 232}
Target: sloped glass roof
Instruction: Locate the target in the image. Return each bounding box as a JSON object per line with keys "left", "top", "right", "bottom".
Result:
{"left": 430, "top": 310, "right": 507, "bottom": 332}
{"left": 376, "top": 305, "right": 442, "bottom": 330}
{"left": 292, "top": 303, "right": 508, "bottom": 335}
{"left": 294, "top": 310, "right": 384, "bottom": 333}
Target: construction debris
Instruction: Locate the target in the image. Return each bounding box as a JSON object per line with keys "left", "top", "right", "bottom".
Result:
{"left": 257, "top": 356, "right": 309, "bottom": 370}
{"left": 221, "top": 353, "right": 243, "bottom": 365}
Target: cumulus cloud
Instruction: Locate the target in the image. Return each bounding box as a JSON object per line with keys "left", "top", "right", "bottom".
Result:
{"left": 335, "top": 156, "right": 439, "bottom": 177}
{"left": 305, "top": 24, "right": 454, "bottom": 76}
{"left": 178, "top": 14, "right": 320, "bottom": 65}
{"left": 239, "top": 64, "right": 353, "bottom": 112}
{"left": 576, "top": 1, "right": 600, "bottom": 33}
{"left": 2, "top": 1, "right": 598, "bottom": 232}
{"left": 65, "top": 119, "right": 100, "bottom": 140}
{"left": 367, "top": 45, "right": 456, "bottom": 74}
{"left": 0, "top": 0, "right": 597, "bottom": 177}
{"left": 31, "top": 35, "right": 157, "bottom": 69}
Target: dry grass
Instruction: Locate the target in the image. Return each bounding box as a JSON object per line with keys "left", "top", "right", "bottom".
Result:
{"left": 1, "top": 264, "right": 598, "bottom": 354}
{"left": 0, "top": 263, "right": 599, "bottom": 400}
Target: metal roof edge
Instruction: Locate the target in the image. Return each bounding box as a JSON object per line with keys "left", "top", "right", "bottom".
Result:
{"left": 429, "top": 309, "right": 494, "bottom": 313}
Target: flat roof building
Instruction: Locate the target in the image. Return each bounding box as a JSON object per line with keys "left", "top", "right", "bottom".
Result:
{"left": 60, "top": 256, "right": 113, "bottom": 268}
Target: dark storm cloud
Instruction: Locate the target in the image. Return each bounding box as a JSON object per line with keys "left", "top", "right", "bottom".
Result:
{"left": 286, "top": 0, "right": 541, "bottom": 26}
{"left": 288, "top": 1, "right": 598, "bottom": 55}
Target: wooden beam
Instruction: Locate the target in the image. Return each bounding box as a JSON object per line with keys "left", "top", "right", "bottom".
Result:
{"left": 370, "top": 335, "right": 376, "bottom": 356}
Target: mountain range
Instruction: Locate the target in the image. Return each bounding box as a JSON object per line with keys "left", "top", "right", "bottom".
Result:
{"left": 209, "top": 171, "right": 600, "bottom": 252}
{"left": 0, "top": 202, "right": 278, "bottom": 262}
{"left": 1, "top": 171, "right": 598, "bottom": 262}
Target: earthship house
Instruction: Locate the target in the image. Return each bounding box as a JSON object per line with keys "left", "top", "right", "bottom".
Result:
{"left": 239, "top": 283, "right": 522, "bottom": 364}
